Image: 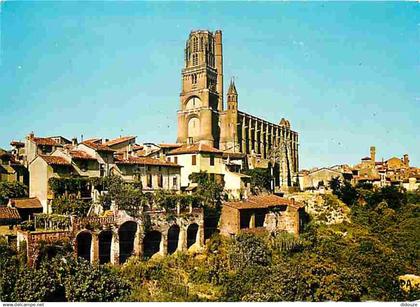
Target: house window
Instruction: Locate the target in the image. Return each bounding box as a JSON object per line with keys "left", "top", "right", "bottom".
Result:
{"left": 158, "top": 174, "right": 163, "bottom": 188}
{"left": 147, "top": 174, "right": 152, "bottom": 188}
{"left": 100, "top": 164, "right": 105, "bottom": 177}
{"left": 192, "top": 155, "right": 197, "bottom": 166}
{"left": 173, "top": 177, "right": 177, "bottom": 188}
{"left": 174, "top": 157, "right": 178, "bottom": 164}
{"left": 167, "top": 157, "right": 171, "bottom": 162}
{"left": 210, "top": 156, "right": 215, "bottom": 166}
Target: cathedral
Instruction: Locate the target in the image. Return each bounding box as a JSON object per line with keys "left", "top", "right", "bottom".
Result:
{"left": 176, "top": 30, "right": 299, "bottom": 189}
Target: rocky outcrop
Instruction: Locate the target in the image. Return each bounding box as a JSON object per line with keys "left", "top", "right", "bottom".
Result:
{"left": 287, "top": 192, "right": 350, "bottom": 225}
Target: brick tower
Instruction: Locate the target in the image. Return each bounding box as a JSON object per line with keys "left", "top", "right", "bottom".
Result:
{"left": 176, "top": 30, "right": 224, "bottom": 147}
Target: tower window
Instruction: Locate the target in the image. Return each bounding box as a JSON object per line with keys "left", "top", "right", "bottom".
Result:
{"left": 193, "top": 37, "right": 198, "bottom": 52}
{"left": 193, "top": 54, "right": 198, "bottom": 66}
{"left": 192, "top": 74, "right": 197, "bottom": 84}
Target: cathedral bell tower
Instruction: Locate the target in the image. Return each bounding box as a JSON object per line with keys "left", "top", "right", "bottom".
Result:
{"left": 176, "top": 30, "right": 224, "bottom": 147}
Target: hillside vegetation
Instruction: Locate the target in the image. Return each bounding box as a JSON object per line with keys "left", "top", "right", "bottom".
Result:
{"left": 0, "top": 185, "right": 419, "bottom": 302}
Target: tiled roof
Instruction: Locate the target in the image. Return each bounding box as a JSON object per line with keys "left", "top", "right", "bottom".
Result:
{"left": 9, "top": 197, "right": 42, "bottom": 209}
{"left": 167, "top": 143, "right": 223, "bottom": 155}
{"left": 69, "top": 150, "right": 97, "bottom": 160}
{"left": 83, "top": 138, "right": 102, "bottom": 144}
{"left": 40, "top": 155, "right": 71, "bottom": 165}
{"left": 224, "top": 194, "right": 303, "bottom": 210}
{"left": 82, "top": 141, "right": 114, "bottom": 152}
{"left": 132, "top": 144, "right": 144, "bottom": 151}
{"left": 10, "top": 141, "right": 24, "bottom": 147}
{"left": 159, "top": 143, "right": 183, "bottom": 149}
{"left": 115, "top": 156, "right": 181, "bottom": 167}
{"left": 31, "top": 137, "right": 59, "bottom": 146}
{"left": 103, "top": 136, "right": 136, "bottom": 147}
{"left": 222, "top": 151, "right": 247, "bottom": 159}
{"left": 0, "top": 207, "right": 21, "bottom": 220}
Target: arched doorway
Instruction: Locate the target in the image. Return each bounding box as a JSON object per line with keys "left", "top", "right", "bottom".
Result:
{"left": 98, "top": 230, "right": 112, "bottom": 264}
{"left": 167, "top": 225, "right": 180, "bottom": 255}
{"left": 187, "top": 223, "right": 199, "bottom": 249}
{"left": 76, "top": 231, "right": 92, "bottom": 262}
{"left": 119, "top": 222, "right": 137, "bottom": 264}
{"left": 143, "top": 231, "right": 162, "bottom": 259}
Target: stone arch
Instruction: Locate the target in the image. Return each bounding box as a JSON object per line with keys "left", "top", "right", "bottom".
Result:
{"left": 167, "top": 225, "right": 180, "bottom": 255}
{"left": 185, "top": 96, "right": 202, "bottom": 110}
{"left": 187, "top": 223, "right": 199, "bottom": 249}
{"left": 118, "top": 221, "right": 137, "bottom": 264}
{"left": 143, "top": 230, "right": 162, "bottom": 259}
{"left": 187, "top": 117, "right": 200, "bottom": 140}
{"left": 76, "top": 231, "right": 92, "bottom": 262}
{"left": 98, "top": 230, "right": 112, "bottom": 264}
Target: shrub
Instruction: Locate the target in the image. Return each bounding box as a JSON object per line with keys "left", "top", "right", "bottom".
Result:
{"left": 228, "top": 233, "right": 271, "bottom": 270}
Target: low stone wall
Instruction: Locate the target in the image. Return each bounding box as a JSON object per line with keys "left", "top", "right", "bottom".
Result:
{"left": 17, "top": 229, "right": 71, "bottom": 266}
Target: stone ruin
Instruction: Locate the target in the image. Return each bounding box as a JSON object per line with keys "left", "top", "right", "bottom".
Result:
{"left": 17, "top": 205, "right": 204, "bottom": 266}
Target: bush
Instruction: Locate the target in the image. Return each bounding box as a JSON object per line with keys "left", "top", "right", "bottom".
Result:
{"left": 0, "top": 181, "right": 28, "bottom": 205}
{"left": 14, "top": 261, "right": 65, "bottom": 302}
{"left": 228, "top": 233, "right": 271, "bottom": 270}
{"left": 63, "top": 258, "right": 130, "bottom": 302}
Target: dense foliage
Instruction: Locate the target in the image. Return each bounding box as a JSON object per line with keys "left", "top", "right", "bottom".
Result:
{"left": 51, "top": 197, "right": 91, "bottom": 216}
{"left": 243, "top": 168, "right": 272, "bottom": 194}
{"left": 189, "top": 171, "right": 225, "bottom": 209}
{"left": 0, "top": 181, "right": 28, "bottom": 205}
{"left": 0, "top": 243, "right": 129, "bottom": 302}
{"left": 1, "top": 186, "right": 418, "bottom": 302}
{"left": 98, "top": 175, "right": 145, "bottom": 217}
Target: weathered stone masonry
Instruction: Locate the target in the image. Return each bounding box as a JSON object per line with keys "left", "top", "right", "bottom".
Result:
{"left": 18, "top": 207, "right": 204, "bottom": 266}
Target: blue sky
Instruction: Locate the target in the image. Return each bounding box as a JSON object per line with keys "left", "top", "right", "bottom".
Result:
{"left": 0, "top": 1, "right": 418, "bottom": 169}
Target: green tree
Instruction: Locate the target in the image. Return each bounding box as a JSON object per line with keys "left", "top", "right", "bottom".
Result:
{"left": 243, "top": 168, "right": 272, "bottom": 194}
{"left": 62, "top": 258, "right": 130, "bottom": 302}
{"left": 14, "top": 261, "right": 65, "bottom": 302}
{"left": 0, "top": 181, "right": 28, "bottom": 205}
{"left": 99, "top": 175, "right": 146, "bottom": 217}
{"left": 189, "top": 171, "right": 225, "bottom": 209}
{"left": 328, "top": 176, "right": 341, "bottom": 195}
{"left": 228, "top": 233, "right": 271, "bottom": 270}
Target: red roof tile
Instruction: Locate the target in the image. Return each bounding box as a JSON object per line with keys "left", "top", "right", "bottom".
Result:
{"left": 168, "top": 143, "right": 223, "bottom": 155}
{"left": 132, "top": 144, "right": 144, "bottom": 151}
{"left": 159, "top": 143, "right": 183, "bottom": 149}
{"left": 224, "top": 194, "right": 303, "bottom": 210}
{"left": 40, "top": 155, "right": 71, "bottom": 166}
{"left": 10, "top": 141, "right": 24, "bottom": 147}
{"left": 0, "top": 207, "right": 21, "bottom": 220}
{"left": 83, "top": 138, "right": 102, "bottom": 144}
{"left": 9, "top": 197, "right": 42, "bottom": 209}
{"left": 31, "top": 137, "right": 59, "bottom": 146}
{"left": 103, "top": 136, "right": 136, "bottom": 147}
{"left": 222, "top": 151, "right": 247, "bottom": 159}
{"left": 69, "top": 150, "right": 97, "bottom": 160}
{"left": 115, "top": 156, "right": 181, "bottom": 167}
{"left": 82, "top": 141, "right": 115, "bottom": 152}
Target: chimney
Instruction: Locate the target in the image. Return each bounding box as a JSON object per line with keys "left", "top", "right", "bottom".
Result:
{"left": 370, "top": 146, "right": 376, "bottom": 163}
{"left": 71, "top": 137, "right": 78, "bottom": 146}
{"left": 403, "top": 154, "right": 409, "bottom": 167}
{"left": 28, "top": 131, "right": 34, "bottom": 139}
